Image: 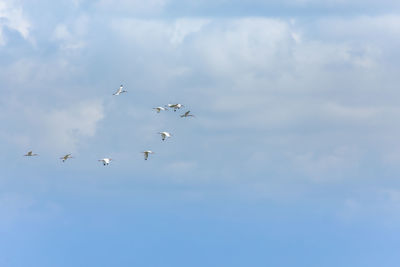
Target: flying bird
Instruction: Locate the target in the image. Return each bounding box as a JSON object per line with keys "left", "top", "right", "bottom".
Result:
{"left": 153, "top": 107, "right": 168, "bottom": 113}
{"left": 60, "top": 154, "right": 73, "bottom": 162}
{"left": 180, "top": 110, "right": 195, "bottom": 118}
{"left": 113, "top": 85, "right": 127, "bottom": 96}
{"left": 158, "top": 131, "right": 172, "bottom": 141}
{"left": 142, "top": 151, "right": 154, "bottom": 160}
{"left": 24, "top": 151, "right": 38, "bottom": 157}
{"left": 166, "top": 103, "right": 184, "bottom": 112}
{"left": 98, "top": 158, "right": 112, "bottom": 166}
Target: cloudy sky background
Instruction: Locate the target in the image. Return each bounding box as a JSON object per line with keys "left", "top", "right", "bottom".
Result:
{"left": 1, "top": 0, "right": 400, "bottom": 266}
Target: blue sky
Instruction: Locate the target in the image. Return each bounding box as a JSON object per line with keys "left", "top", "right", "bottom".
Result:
{"left": 1, "top": 0, "right": 400, "bottom": 266}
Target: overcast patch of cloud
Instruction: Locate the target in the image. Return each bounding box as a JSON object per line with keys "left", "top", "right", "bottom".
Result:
{"left": 2, "top": 12, "right": 400, "bottom": 185}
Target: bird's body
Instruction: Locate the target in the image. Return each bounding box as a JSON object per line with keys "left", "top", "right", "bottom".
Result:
{"left": 166, "top": 103, "right": 184, "bottom": 112}
{"left": 98, "top": 158, "right": 112, "bottom": 166}
{"left": 142, "top": 151, "right": 154, "bottom": 160}
{"left": 113, "top": 85, "right": 127, "bottom": 96}
{"left": 181, "top": 110, "right": 195, "bottom": 118}
{"left": 158, "top": 131, "right": 172, "bottom": 141}
{"left": 24, "top": 151, "right": 38, "bottom": 156}
{"left": 153, "top": 107, "right": 168, "bottom": 113}
{"left": 60, "top": 154, "right": 73, "bottom": 162}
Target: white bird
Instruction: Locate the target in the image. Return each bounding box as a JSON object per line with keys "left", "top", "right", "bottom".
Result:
{"left": 158, "top": 131, "right": 172, "bottom": 141}
{"left": 113, "top": 85, "right": 127, "bottom": 96}
{"left": 98, "top": 158, "right": 112, "bottom": 166}
{"left": 60, "top": 154, "right": 73, "bottom": 162}
{"left": 24, "top": 151, "right": 38, "bottom": 156}
{"left": 142, "top": 151, "right": 154, "bottom": 160}
{"left": 166, "top": 103, "right": 184, "bottom": 112}
{"left": 153, "top": 107, "right": 168, "bottom": 113}
{"left": 180, "top": 110, "right": 195, "bottom": 118}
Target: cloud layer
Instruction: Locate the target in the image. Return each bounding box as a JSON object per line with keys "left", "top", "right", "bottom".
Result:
{"left": 0, "top": 2, "right": 400, "bottom": 231}
{"left": 1, "top": 12, "right": 400, "bottom": 179}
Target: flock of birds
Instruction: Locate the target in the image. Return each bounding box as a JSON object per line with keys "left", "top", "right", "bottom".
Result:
{"left": 24, "top": 85, "right": 195, "bottom": 166}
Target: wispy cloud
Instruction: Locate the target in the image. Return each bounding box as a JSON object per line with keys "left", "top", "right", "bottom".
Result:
{"left": 53, "top": 15, "right": 89, "bottom": 50}
{"left": 1, "top": 99, "right": 104, "bottom": 153}
{"left": 31, "top": 100, "right": 104, "bottom": 153}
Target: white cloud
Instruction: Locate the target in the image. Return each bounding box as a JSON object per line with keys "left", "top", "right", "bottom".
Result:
{"left": 1, "top": 99, "right": 105, "bottom": 153}
{"left": 192, "top": 18, "right": 295, "bottom": 76}
{"left": 96, "top": 0, "right": 167, "bottom": 15}
{"left": 111, "top": 17, "right": 209, "bottom": 46}
{"left": 2, "top": 14, "right": 400, "bottom": 186}
{"left": 0, "top": 0, "right": 30, "bottom": 45}
{"left": 37, "top": 100, "right": 105, "bottom": 152}
{"left": 290, "top": 146, "right": 362, "bottom": 181}
{"left": 53, "top": 15, "right": 89, "bottom": 50}
{"left": 109, "top": 16, "right": 399, "bottom": 121}
{"left": 169, "top": 18, "right": 210, "bottom": 45}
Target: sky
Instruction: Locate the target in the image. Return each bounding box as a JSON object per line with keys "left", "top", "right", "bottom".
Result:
{"left": 1, "top": 0, "right": 400, "bottom": 266}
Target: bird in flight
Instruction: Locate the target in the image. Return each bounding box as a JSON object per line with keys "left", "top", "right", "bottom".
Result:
{"left": 158, "top": 131, "right": 172, "bottom": 141}
{"left": 180, "top": 110, "right": 195, "bottom": 118}
{"left": 166, "top": 103, "right": 184, "bottom": 112}
{"left": 153, "top": 107, "right": 168, "bottom": 113}
{"left": 98, "top": 158, "right": 112, "bottom": 166}
{"left": 60, "top": 154, "right": 73, "bottom": 162}
{"left": 113, "top": 85, "right": 127, "bottom": 96}
{"left": 24, "top": 151, "right": 38, "bottom": 156}
{"left": 142, "top": 151, "right": 154, "bottom": 160}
